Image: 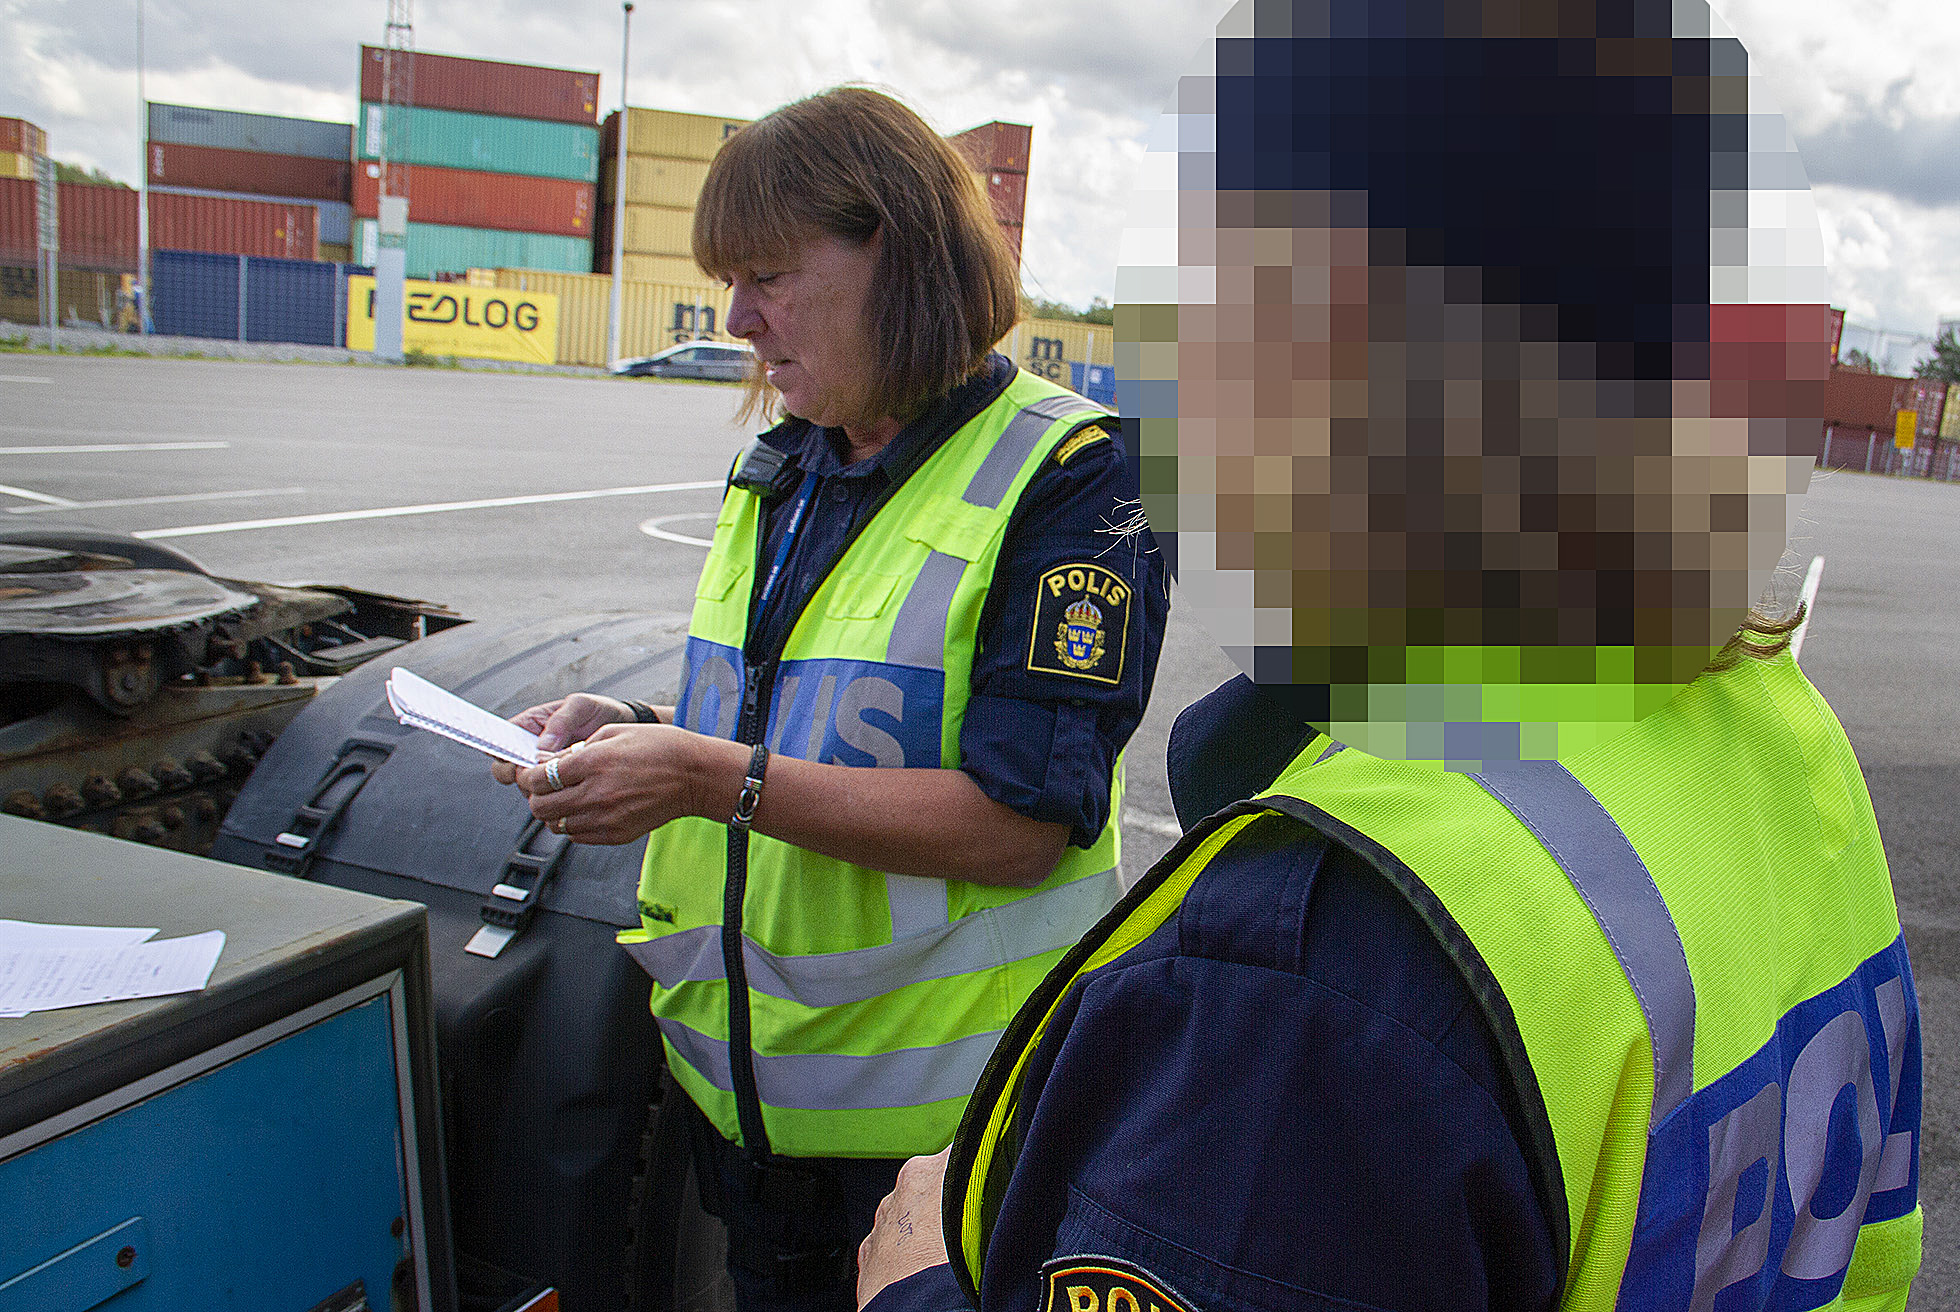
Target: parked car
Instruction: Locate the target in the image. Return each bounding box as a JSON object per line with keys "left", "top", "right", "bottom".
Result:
{"left": 610, "top": 340, "right": 752, "bottom": 381}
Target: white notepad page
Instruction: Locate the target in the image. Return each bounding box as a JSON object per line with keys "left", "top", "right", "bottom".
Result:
{"left": 384, "top": 667, "right": 540, "bottom": 766}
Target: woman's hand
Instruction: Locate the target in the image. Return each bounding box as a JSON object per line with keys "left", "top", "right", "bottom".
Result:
{"left": 857, "top": 1148, "right": 952, "bottom": 1309}
{"left": 511, "top": 722, "right": 718, "bottom": 845}
{"left": 489, "top": 694, "right": 636, "bottom": 785}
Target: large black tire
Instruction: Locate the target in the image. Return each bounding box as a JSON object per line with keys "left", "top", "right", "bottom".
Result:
{"left": 626, "top": 1074, "right": 736, "bottom": 1312}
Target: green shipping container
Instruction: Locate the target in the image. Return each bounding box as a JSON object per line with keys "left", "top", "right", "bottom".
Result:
{"left": 358, "top": 218, "right": 593, "bottom": 279}
{"left": 358, "top": 103, "right": 599, "bottom": 183}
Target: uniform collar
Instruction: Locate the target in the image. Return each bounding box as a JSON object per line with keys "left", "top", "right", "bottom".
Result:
{"left": 765, "top": 353, "right": 1018, "bottom": 482}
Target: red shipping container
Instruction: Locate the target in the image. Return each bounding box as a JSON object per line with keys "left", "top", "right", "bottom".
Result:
{"left": 984, "top": 170, "right": 1027, "bottom": 226}
{"left": 351, "top": 162, "right": 593, "bottom": 237}
{"left": 148, "top": 191, "right": 318, "bottom": 260}
{"left": 1825, "top": 366, "right": 1944, "bottom": 434}
{"left": 360, "top": 46, "right": 598, "bottom": 126}
{"left": 951, "top": 121, "right": 1031, "bottom": 174}
{"left": 148, "top": 142, "right": 351, "bottom": 203}
{"left": 0, "top": 118, "right": 49, "bottom": 158}
{"left": 998, "top": 220, "right": 1023, "bottom": 262}
{"left": 0, "top": 179, "right": 140, "bottom": 270}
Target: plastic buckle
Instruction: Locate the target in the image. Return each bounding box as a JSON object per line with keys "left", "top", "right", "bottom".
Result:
{"left": 466, "top": 817, "right": 570, "bottom": 958}
{"left": 267, "top": 738, "right": 391, "bottom": 877}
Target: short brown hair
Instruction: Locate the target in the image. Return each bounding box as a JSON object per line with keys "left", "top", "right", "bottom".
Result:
{"left": 693, "top": 86, "right": 1021, "bottom": 423}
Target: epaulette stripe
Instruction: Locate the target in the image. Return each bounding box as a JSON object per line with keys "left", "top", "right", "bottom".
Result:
{"left": 1054, "top": 427, "right": 1111, "bottom": 467}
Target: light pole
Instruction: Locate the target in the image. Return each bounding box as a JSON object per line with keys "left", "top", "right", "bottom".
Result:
{"left": 136, "top": 0, "right": 149, "bottom": 335}
{"left": 608, "top": 2, "right": 632, "bottom": 367}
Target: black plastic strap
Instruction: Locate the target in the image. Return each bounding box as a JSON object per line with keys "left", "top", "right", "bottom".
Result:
{"left": 266, "top": 737, "right": 391, "bottom": 877}
{"left": 480, "top": 817, "right": 570, "bottom": 934}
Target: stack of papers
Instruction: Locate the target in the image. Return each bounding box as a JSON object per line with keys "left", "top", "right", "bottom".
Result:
{"left": 385, "top": 667, "right": 540, "bottom": 766}
{"left": 0, "top": 919, "right": 226, "bottom": 1018}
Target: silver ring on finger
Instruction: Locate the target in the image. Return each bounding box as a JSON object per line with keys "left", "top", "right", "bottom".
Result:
{"left": 554, "top": 817, "right": 568, "bottom": 835}
{"left": 544, "top": 757, "right": 564, "bottom": 792}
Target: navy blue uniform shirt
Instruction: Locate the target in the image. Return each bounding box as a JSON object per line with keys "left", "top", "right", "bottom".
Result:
{"left": 745, "top": 353, "right": 1168, "bottom": 848}
{"left": 866, "top": 676, "right": 1561, "bottom": 1312}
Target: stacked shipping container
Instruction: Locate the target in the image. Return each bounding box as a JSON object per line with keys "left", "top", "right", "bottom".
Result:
{"left": 0, "top": 180, "right": 324, "bottom": 268}
{"left": 1, "top": 117, "right": 47, "bottom": 182}
{"left": 354, "top": 47, "right": 599, "bottom": 279}
{"left": 147, "top": 104, "right": 351, "bottom": 260}
{"left": 950, "top": 121, "right": 1032, "bottom": 262}
{"left": 595, "top": 107, "right": 749, "bottom": 286}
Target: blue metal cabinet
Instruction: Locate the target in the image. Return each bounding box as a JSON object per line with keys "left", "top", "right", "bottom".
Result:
{"left": 0, "top": 817, "right": 454, "bottom": 1311}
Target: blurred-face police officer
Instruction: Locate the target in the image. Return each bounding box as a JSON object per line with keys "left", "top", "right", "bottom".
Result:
{"left": 494, "top": 86, "right": 1169, "bottom": 1312}
{"left": 855, "top": 3, "right": 1923, "bottom": 1311}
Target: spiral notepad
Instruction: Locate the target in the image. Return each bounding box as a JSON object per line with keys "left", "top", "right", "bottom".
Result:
{"left": 385, "top": 667, "right": 540, "bottom": 766}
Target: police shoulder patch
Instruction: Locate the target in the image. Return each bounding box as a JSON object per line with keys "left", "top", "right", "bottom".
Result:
{"left": 1053, "top": 425, "right": 1112, "bottom": 467}
{"left": 1040, "top": 1256, "right": 1196, "bottom": 1312}
{"left": 1028, "top": 562, "right": 1131, "bottom": 685}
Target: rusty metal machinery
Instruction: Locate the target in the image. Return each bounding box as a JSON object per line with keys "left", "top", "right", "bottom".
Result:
{"left": 0, "top": 529, "right": 465, "bottom": 854}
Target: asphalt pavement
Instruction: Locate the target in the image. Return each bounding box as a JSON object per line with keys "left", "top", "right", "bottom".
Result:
{"left": 0, "top": 355, "right": 1950, "bottom": 1301}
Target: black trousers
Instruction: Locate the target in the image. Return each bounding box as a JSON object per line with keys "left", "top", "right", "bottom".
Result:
{"left": 683, "top": 1094, "right": 908, "bottom": 1312}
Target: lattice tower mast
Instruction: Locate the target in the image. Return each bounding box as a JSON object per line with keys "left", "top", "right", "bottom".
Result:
{"left": 380, "top": 0, "right": 414, "bottom": 209}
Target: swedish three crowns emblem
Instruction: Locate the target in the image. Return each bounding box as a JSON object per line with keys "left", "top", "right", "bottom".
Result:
{"left": 1029, "top": 563, "right": 1130, "bottom": 685}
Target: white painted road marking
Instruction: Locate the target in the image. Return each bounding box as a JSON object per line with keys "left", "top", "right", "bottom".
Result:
{"left": 1792, "top": 554, "right": 1826, "bottom": 662}
{"left": 136, "top": 480, "right": 724, "bottom": 540}
{"left": 0, "top": 376, "right": 52, "bottom": 384}
{"left": 0, "top": 483, "right": 78, "bottom": 508}
{"left": 7, "top": 487, "right": 309, "bottom": 515}
{"left": 0, "top": 441, "right": 230, "bottom": 455}
{"left": 638, "top": 512, "right": 717, "bottom": 548}
{"left": 1125, "top": 811, "right": 1184, "bottom": 841}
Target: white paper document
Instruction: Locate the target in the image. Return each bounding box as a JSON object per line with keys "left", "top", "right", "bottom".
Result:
{"left": 0, "top": 927, "right": 225, "bottom": 1017}
{"left": 385, "top": 666, "right": 540, "bottom": 766}
{"left": 0, "top": 918, "right": 157, "bottom": 954}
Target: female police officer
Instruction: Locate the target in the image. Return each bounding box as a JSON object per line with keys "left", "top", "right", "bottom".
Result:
{"left": 856, "top": 3, "right": 1922, "bottom": 1310}
{"left": 496, "top": 86, "right": 1167, "bottom": 1312}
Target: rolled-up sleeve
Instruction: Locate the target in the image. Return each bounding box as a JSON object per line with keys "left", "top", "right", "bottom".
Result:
{"left": 958, "top": 429, "right": 1170, "bottom": 848}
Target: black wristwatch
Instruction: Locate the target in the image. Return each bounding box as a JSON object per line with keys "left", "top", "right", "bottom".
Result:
{"left": 618, "top": 698, "right": 662, "bottom": 724}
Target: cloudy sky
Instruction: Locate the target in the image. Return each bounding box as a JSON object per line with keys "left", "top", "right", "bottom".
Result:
{"left": 6, "top": 0, "right": 1959, "bottom": 368}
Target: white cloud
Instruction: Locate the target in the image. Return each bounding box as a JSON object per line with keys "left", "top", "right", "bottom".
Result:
{"left": 4, "top": 0, "right": 1958, "bottom": 335}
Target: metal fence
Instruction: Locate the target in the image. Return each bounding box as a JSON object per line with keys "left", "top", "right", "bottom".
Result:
{"left": 150, "top": 249, "right": 368, "bottom": 347}
{"left": 1817, "top": 424, "right": 1960, "bottom": 483}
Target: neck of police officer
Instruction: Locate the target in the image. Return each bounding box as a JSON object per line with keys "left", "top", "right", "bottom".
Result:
{"left": 840, "top": 414, "right": 906, "bottom": 465}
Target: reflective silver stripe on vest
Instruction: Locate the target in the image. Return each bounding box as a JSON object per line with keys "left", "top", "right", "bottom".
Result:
{"left": 623, "top": 866, "right": 1122, "bottom": 1010}
{"left": 886, "top": 549, "right": 969, "bottom": 671}
{"left": 658, "top": 1017, "right": 1004, "bottom": 1111}
{"left": 961, "top": 399, "right": 1103, "bottom": 509}
{"left": 1472, "top": 761, "right": 1696, "bottom": 1126}
{"left": 886, "top": 872, "right": 949, "bottom": 938}
{"left": 885, "top": 398, "right": 1103, "bottom": 685}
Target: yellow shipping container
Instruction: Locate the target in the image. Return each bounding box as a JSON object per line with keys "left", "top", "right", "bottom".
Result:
{"left": 486, "top": 268, "right": 733, "bottom": 367}
{"left": 621, "top": 204, "right": 696, "bottom": 258}
{"left": 0, "top": 151, "right": 37, "bottom": 181}
{"left": 601, "top": 154, "right": 714, "bottom": 209}
{"left": 0, "top": 266, "right": 125, "bottom": 329}
{"left": 1001, "top": 318, "right": 1115, "bottom": 385}
{"left": 319, "top": 242, "right": 352, "bottom": 264}
{"left": 621, "top": 252, "right": 712, "bottom": 286}
{"left": 620, "top": 107, "right": 749, "bottom": 162}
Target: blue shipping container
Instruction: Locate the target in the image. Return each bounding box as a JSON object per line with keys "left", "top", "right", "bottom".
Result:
{"left": 357, "top": 103, "right": 598, "bottom": 182}
{"left": 1071, "top": 362, "right": 1118, "bottom": 408}
{"left": 151, "top": 248, "right": 358, "bottom": 347}
{"left": 356, "top": 218, "right": 593, "bottom": 279}
{"left": 149, "top": 186, "right": 353, "bottom": 244}
{"left": 148, "top": 103, "right": 353, "bottom": 162}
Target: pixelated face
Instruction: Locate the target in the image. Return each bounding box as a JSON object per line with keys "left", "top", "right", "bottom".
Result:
{"left": 1120, "top": 0, "right": 1831, "bottom": 765}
